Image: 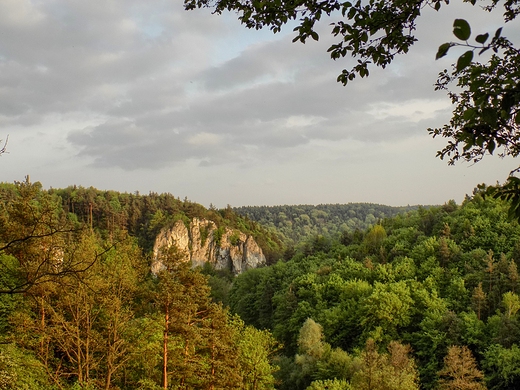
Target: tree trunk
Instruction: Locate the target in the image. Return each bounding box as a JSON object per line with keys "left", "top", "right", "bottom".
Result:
{"left": 163, "top": 307, "right": 169, "bottom": 390}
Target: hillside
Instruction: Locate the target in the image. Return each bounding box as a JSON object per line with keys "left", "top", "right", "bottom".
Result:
{"left": 228, "top": 191, "right": 520, "bottom": 390}
{"left": 48, "top": 184, "right": 284, "bottom": 263}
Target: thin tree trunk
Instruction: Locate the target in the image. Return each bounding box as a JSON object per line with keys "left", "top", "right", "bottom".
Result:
{"left": 163, "top": 307, "right": 169, "bottom": 390}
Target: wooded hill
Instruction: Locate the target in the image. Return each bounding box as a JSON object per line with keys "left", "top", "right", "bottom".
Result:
{"left": 0, "top": 179, "right": 282, "bottom": 390}
{"left": 1, "top": 179, "right": 520, "bottom": 389}
{"left": 233, "top": 203, "right": 420, "bottom": 244}
{"left": 47, "top": 184, "right": 285, "bottom": 263}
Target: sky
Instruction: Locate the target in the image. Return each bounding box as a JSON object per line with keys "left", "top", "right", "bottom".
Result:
{"left": 1, "top": 0, "right": 518, "bottom": 208}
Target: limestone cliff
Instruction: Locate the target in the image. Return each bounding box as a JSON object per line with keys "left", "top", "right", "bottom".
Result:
{"left": 151, "top": 218, "right": 266, "bottom": 275}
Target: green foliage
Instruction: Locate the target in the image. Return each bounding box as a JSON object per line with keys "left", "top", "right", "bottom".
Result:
{"left": 185, "top": 0, "right": 449, "bottom": 84}
{"left": 4, "top": 179, "right": 520, "bottom": 389}
{"left": 233, "top": 318, "right": 280, "bottom": 390}
{"left": 361, "top": 281, "right": 414, "bottom": 341}
{"left": 234, "top": 203, "right": 417, "bottom": 245}
{"left": 227, "top": 193, "right": 520, "bottom": 389}
{"left": 0, "top": 178, "right": 77, "bottom": 294}
{"left": 429, "top": 14, "right": 520, "bottom": 218}
{"left": 483, "top": 344, "right": 520, "bottom": 389}
{"left": 213, "top": 226, "right": 225, "bottom": 247}
{"left": 49, "top": 184, "right": 283, "bottom": 258}
{"left": 229, "top": 230, "right": 241, "bottom": 246}
{"left": 307, "top": 378, "right": 351, "bottom": 390}
{"left": 0, "top": 344, "right": 51, "bottom": 390}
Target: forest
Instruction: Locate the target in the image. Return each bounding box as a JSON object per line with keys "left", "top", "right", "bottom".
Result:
{"left": 233, "top": 204, "right": 419, "bottom": 244}
{"left": 1, "top": 178, "right": 520, "bottom": 389}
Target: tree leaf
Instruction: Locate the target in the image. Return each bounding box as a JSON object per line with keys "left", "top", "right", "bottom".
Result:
{"left": 475, "top": 33, "right": 489, "bottom": 44}
{"left": 463, "top": 108, "right": 476, "bottom": 120}
{"left": 456, "top": 50, "right": 473, "bottom": 72}
{"left": 487, "top": 140, "right": 496, "bottom": 154}
{"left": 436, "top": 43, "right": 452, "bottom": 59}
{"left": 453, "top": 19, "right": 471, "bottom": 41}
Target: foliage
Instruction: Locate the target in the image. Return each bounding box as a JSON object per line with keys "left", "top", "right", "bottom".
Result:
{"left": 234, "top": 203, "right": 417, "bottom": 245}
{"left": 228, "top": 192, "right": 520, "bottom": 389}
{"left": 0, "top": 178, "right": 82, "bottom": 294}
{"left": 0, "top": 343, "right": 51, "bottom": 390}
{"left": 306, "top": 378, "right": 351, "bottom": 390}
{"left": 4, "top": 180, "right": 520, "bottom": 389}
{"left": 183, "top": 0, "right": 453, "bottom": 83}
{"left": 233, "top": 317, "right": 281, "bottom": 390}
{"left": 351, "top": 339, "right": 419, "bottom": 390}
{"left": 49, "top": 184, "right": 283, "bottom": 259}
{"left": 483, "top": 344, "right": 520, "bottom": 390}
{"left": 428, "top": 14, "right": 520, "bottom": 218}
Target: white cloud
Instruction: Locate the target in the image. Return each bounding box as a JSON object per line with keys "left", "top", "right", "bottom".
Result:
{"left": 187, "top": 132, "right": 222, "bottom": 146}
{"left": 367, "top": 100, "right": 452, "bottom": 122}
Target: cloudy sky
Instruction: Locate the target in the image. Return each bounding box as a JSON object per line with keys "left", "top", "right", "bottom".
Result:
{"left": 1, "top": 0, "right": 518, "bottom": 208}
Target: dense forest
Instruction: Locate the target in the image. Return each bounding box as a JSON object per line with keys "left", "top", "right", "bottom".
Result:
{"left": 228, "top": 192, "right": 520, "bottom": 390}
{"left": 233, "top": 204, "right": 419, "bottom": 244}
{"left": 46, "top": 183, "right": 284, "bottom": 262}
{"left": 1, "top": 179, "right": 520, "bottom": 389}
{"left": 0, "top": 179, "right": 281, "bottom": 389}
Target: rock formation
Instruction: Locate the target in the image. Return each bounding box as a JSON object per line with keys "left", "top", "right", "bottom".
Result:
{"left": 152, "top": 218, "right": 266, "bottom": 275}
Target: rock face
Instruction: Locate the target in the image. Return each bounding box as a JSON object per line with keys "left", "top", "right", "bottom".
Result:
{"left": 152, "top": 218, "right": 266, "bottom": 275}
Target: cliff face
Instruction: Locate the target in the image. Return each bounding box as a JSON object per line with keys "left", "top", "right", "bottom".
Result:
{"left": 152, "top": 218, "right": 266, "bottom": 275}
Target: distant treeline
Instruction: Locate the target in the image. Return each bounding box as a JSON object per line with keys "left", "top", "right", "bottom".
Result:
{"left": 233, "top": 203, "right": 422, "bottom": 243}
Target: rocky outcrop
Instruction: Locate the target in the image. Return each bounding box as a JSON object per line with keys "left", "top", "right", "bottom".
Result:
{"left": 152, "top": 218, "right": 266, "bottom": 275}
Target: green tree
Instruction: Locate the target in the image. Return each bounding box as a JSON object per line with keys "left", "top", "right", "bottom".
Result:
{"left": 361, "top": 281, "right": 413, "bottom": 341}
{"left": 306, "top": 378, "right": 351, "bottom": 390}
{"left": 472, "top": 282, "right": 487, "bottom": 320}
{"left": 95, "top": 237, "right": 145, "bottom": 390}
{"left": 155, "top": 245, "right": 243, "bottom": 390}
{"left": 0, "top": 343, "right": 51, "bottom": 390}
{"left": 315, "top": 347, "right": 359, "bottom": 383}
{"left": 483, "top": 344, "right": 520, "bottom": 390}
{"left": 234, "top": 319, "right": 280, "bottom": 390}
{"left": 0, "top": 179, "right": 81, "bottom": 294}
{"left": 295, "top": 318, "right": 329, "bottom": 382}
{"left": 502, "top": 291, "right": 520, "bottom": 319}
{"left": 364, "top": 225, "right": 387, "bottom": 260}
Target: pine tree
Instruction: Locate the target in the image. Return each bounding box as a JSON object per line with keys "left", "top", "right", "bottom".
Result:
{"left": 155, "top": 244, "right": 242, "bottom": 389}
{"left": 472, "top": 283, "right": 486, "bottom": 320}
